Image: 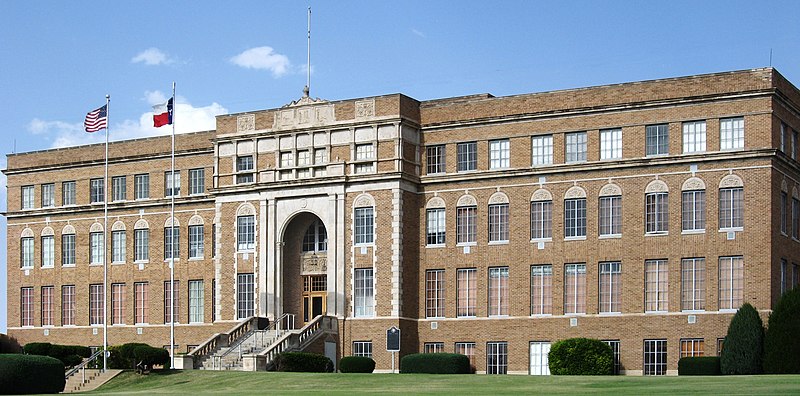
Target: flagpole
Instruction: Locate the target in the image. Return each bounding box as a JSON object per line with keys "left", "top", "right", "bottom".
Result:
{"left": 170, "top": 82, "right": 176, "bottom": 370}
{"left": 103, "top": 94, "right": 110, "bottom": 372}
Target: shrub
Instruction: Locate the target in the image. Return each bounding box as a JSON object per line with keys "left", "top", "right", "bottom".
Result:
{"left": 678, "top": 356, "right": 721, "bottom": 375}
{"left": 0, "top": 335, "right": 22, "bottom": 354}
{"left": 400, "top": 353, "right": 471, "bottom": 374}
{"left": 720, "top": 303, "right": 764, "bottom": 375}
{"left": 108, "top": 343, "right": 150, "bottom": 369}
{"left": 23, "top": 343, "right": 90, "bottom": 368}
{"left": 764, "top": 287, "right": 800, "bottom": 373}
{"left": 0, "top": 354, "right": 65, "bottom": 394}
{"left": 548, "top": 338, "right": 613, "bottom": 375}
{"left": 23, "top": 342, "right": 52, "bottom": 356}
{"left": 133, "top": 345, "right": 170, "bottom": 372}
{"left": 274, "top": 352, "right": 333, "bottom": 372}
{"left": 339, "top": 356, "right": 376, "bottom": 373}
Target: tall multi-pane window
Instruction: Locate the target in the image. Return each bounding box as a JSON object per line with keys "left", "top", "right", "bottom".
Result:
{"left": 530, "top": 265, "right": 552, "bottom": 315}
{"left": 354, "top": 268, "right": 374, "bottom": 317}
{"left": 112, "top": 176, "right": 126, "bottom": 201}
{"left": 426, "top": 208, "right": 446, "bottom": 245}
{"left": 425, "top": 270, "right": 445, "bottom": 318}
{"left": 90, "top": 178, "right": 104, "bottom": 203}
{"left": 794, "top": 197, "right": 800, "bottom": 240}
{"left": 680, "top": 339, "right": 705, "bottom": 357}
{"left": 530, "top": 200, "right": 553, "bottom": 240}
{"left": 719, "top": 187, "right": 744, "bottom": 229}
{"left": 719, "top": 117, "right": 744, "bottom": 150}
{"left": 20, "top": 287, "right": 33, "bottom": 327}
{"left": 457, "top": 142, "right": 477, "bottom": 172}
{"left": 424, "top": 342, "right": 444, "bottom": 353}
{"left": 21, "top": 185, "right": 34, "bottom": 209}
{"left": 426, "top": 145, "right": 446, "bottom": 174}
{"left": 164, "top": 281, "right": 179, "bottom": 323}
{"left": 236, "top": 156, "right": 254, "bottom": 184}
{"left": 682, "top": 121, "right": 707, "bottom": 153}
{"left": 62, "top": 181, "right": 76, "bottom": 205}
{"left": 237, "top": 215, "right": 255, "bottom": 251}
{"left": 681, "top": 258, "right": 706, "bottom": 311}
{"left": 352, "top": 341, "right": 373, "bottom": 358}
{"left": 457, "top": 268, "right": 477, "bottom": 317}
{"left": 794, "top": 130, "right": 798, "bottom": 160}
{"left": 189, "top": 280, "right": 204, "bottom": 323}
{"left": 455, "top": 342, "right": 476, "bottom": 370}
{"left": 531, "top": 135, "right": 553, "bottom": 165}
{"left": 314, "top": 148, "right": 329, "bottom": 172}
{"left": 488, "top": 203, "right": 509, "bottom": 242}
{"left": 134, "top": 228, "right": 149, "bottom": 261}
{"left": 112, "top": 230, "right": 126, "bottom": 263}
{"left": 280, "top": 152, "right": 294, "bottom": 168}
{"left": 781, "top": 122, "right": 787, "bottom": 152}
{"left": 89, "top": 284, "right": 104, "bottom": 325}
{"left": 719, "top": 256, "right": 744, "bottom": 310}
{"left": 564, "top": 263, "right": 587, "bottom": 314}
{"left": 21, "top": 237, "right": 34, "bottom": 268}
{"left": 646, "top": 124, "right": 669, "bottom": 156}
{"left": 529, "top": 342, "right": 551, "bottom": 376}
{"left": 111, "top": 283, "right": 126, "bottom": 325}
{"left": 645, "top": 192, "right": 669, "bottom": 234}
{"left": 599, "top": 262, "right": 621, "bottom": 314}
{"left": 164, "top": 226, "right": 179, "bottom": 260}
{"left": 134, "top": 282, "right": 149, "bottom": 324}
{"left": 188, "top": 225, "right": 204, "bottom": 259}
{"left": 486, "top": 342, "right": 508, "bottom": 375}
{"left": 565, "top": 131, "right": 587, "bottom": 163}
{"left": 135, "top": 174, "right": 150, "bottom": 199}
{"left": 681, "top": 190, "right": 706, "bottom": 232}
{"left": 489, "top": 139, "right": 510, "bottom": 169}
{"left": 564, "top": 198, "right": 587, "bottom": 238}
{"left": 600, "top": 128, "right": 622, "bottom": 160}
{"left": 41, "top": 236, "right": 54, "bottom": 268}
{"left": 354, "top": 207, "right": 374, "bottom": 245}
{"left": 302, "top": 220, "right": 327, "bottom": 252}
{"left": 781, "top": 259, "right": 788, "bottom": 295}
{"left": 456, "top": 205, "right": 477, "bottom": 244}
{"left": 598, "top": 196, "right": 621, "bottom": 236}
{"left": 164, "top": 171, "right": 180, "bottom": 197}
{"left": 41, "top": 183, "right": 55, "bottom": 207}
{"left": 189, "top": 168, "right": 205, "bottom": 194}
{"left": 781, "top": 191, "right": 788, "bottom": 235}
{"left": 41, "top": 286, "right": 54, "bottom": 326}
{"left": 643, "top": 339, "right": 667, "bottom": 375}
{"left": 488, "top": 267, "right": 509, "bottom": 316}
{"left": 644, "top": 259, "right": 668, "bottom": 312}
{"left": 296, "top": 150, "right": 311, "bottom": 178}
{"left": 62, "top": 285, "right": 75, "bottom": 326}
{"left": 354, "top": 144, "right": 375, "bottom": 173}
{"left": 62, "top": 234, "right": 75, "bottom": 266}
{"left": 603, "top": 340, "right": 621, "bottom": 375}
{"left": 90, "top": 232, "right": 104, "bottom": 265}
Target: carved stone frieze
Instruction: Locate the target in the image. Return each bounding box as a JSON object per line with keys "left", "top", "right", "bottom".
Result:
{"left": 489, "top": 192, "right": 509, "bottom": 204}
{"left": 565, "top": 186, "right": 586, "bottom": 199}
{"left": 457, "top": 194, "right": 477, "bottom": 207}
{"left": 645, "top": 180, "right": 669, "bottom": 194}
{"left": 237, "top": 114, "right": 255, "bottom": 132}
{"left": 599, "top": 184, "right": 622, "bottom": 197}
{"left": 426, "top": 196, "right": 445, "bottom": 209}
{"left": 112, "top": 221, "right": 126, "bottom": 231}
{"left": 682, "top": 177, "right": 706, "bottom": 191}
{"left": 90, "top": 223, "right": 104, "bottom": 233}
{"left": 531, "top": 189, "right": 553, "bottom": 202}
{"left": 355, "top": 99, "right": 375, "bottom": 119}
{"left": 302, "top": 253, "right": 328, "bottom": 274}
{"left": 188, "top": 215, "right": 204, "bottom": 226}
{"left": 354, "top": 194, "right": 374, "bottom": 208}
{"left": 719, "top": 174, "right": 743, "bottom": 188}
{"left": 237, "top": 203, "right": 256, "bottom": 216}
{"left": 134, "top": 219, "right": 149, "bottom": 230}
{"left": 62, "top": 225, "right": 76, "bottom": 235}
{"left": 21, "top": 228, "right": 34, "bottom": 238}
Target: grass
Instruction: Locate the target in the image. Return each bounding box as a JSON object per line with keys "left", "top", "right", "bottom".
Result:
{"left": 84, "top": 370, "right": 800, "bottom": 395}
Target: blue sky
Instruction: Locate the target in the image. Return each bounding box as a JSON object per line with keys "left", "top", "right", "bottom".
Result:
{"left": 2, "top": 1, "right": 800, "bottom": 332}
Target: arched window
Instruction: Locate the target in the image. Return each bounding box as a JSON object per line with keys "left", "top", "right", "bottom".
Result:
{"left": 303, "top": 220, "right": 327, "bottom": 252}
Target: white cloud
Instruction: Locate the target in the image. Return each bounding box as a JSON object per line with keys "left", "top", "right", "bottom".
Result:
{"left": 230, "top": 46, "right": 290, "bottom": 78}
{"left": 411, "top": 28, "right": 426, "bottom": 38}
{"left": 131, "top": 47, "right": 173, "bottom": 66}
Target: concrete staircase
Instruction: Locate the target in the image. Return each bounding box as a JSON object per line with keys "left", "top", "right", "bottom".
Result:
{"left": 197, "top": 330, "right": 284, "bottom": 370}
{"left": 63, "top": 368, "right": 122, "bottom": 393}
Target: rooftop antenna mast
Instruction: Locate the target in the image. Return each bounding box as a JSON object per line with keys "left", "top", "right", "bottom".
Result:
{"left": 304, "top": 6, "right": 311, "bottom": 97}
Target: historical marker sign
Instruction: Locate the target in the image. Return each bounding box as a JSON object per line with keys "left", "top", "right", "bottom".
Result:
{"left": 386, "top": 326, "right": 400, "bottom": 352}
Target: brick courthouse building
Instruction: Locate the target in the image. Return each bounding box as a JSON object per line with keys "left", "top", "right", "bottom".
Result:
{"left": 6, "top": 68, "right": 800, "bottom": 374}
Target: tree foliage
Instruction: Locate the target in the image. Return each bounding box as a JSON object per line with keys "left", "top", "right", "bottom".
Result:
{"left": 548, "top": 338, "right": 613, "bottom": 375}
{"left": 764, "top": 287, "right": 800, "bottom": 373}
{"left": 720, "top": 303, "right": 763, "bottom": 374}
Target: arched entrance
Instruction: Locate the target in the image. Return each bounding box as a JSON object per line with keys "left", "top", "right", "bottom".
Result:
{"left": 281, "top": 212, "right": 329, "bottom": 325}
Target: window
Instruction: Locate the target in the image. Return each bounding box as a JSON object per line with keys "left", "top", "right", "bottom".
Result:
{"left": 681, "top": 190, "right": 706, "bottom": 232}
{"left": 354, "top": 268, "right": 374, "bottom": 317}
{"left": 457, "top": 268, "right": 477, "bottom": 317}
{"left": 529, "top": 342, "right": 551, "bottom": 375}
{"left": 600, "top": 128, "right": 622, "bottom": 160}
{"left": 280, "top": 152, "right": 293, "bottom": 168}
{"left": 530, "top": 265, "right": 552, "bottom": 315}
{"left": 135, "top": 229, "right": 149, "bottom": 262}
{"left": 352, "top": 341, "right": 372, "bottom": 358}
{"left": 111, "top": 283, "right": 126, "bottom": 325}
{"left": 164, "top": 226, "right": 179, "bottom": 260}
{"left": 112, "top": 176, "right": 126, "bottom": 201}
{"left": 189, "top": 280, "right": 204, "bottom": 323}
{"left": 681, "top": 258, "right": 706, "bottom": 311}
{"left": 531, "top": 135, "right": 553, "bottom": 165}
{"left": 62, "top": 181, "right": 76, "bottom": 205}
{"left": 211, "top": 279, "right": 216, "bottom": 322}
{"left": 781, "top": 259, "right": 788, "bottom": 295}
{"left": 62, "top": 234, "right": 75, "bottom": 266}
{"left": 530, "top": 200, "right": 553, "bottom": 240}
{"left": 21, "top": 185, "right": 34, "bottom": 209}
{"left": 645, "top": 192, "right": 669, "bottom": 234}
{"left": 457, "top": 142, "right": 477, "bottom": 172}
{"left": 426, "top": 269, "right": 445, "bottom": 318}
{"left": 719, "top": 187, "right": 743, "bottom": 229}
{"left": 236, "top": 156, "right": 254, "bottom": 184}
{"left": 564, "top": 198, "right": 587, "bottom": 238}
{"left": 237, "top": 215, "right": 255, "bottom": 251}
{"left": 565, "top": 131, "right": 587, "bottom": 163}
{"left": 599, "top": 262, "right": 621, "bottom": 313}
{"left": 20, "top": 287, "right": 33, "bottom": 326}
{"left": 794, "top": 130, "right": 798, "bottom": 160}
{"left": 188, "top": 225, "right": 204, "bottom": 259}
{"left": 781, "top": 191, "right": 788, "bottom": 235}
{"left": 719, "top": 256, "right": 744, "bottom": 310}
{"left": 41, "top": 236, "right": 54, "bottom": 268}
{"left": 426, "top": 208, "right": 446, "bottom": 245}
{"left": 189, "top": 168, "right": 205, "bottom": 194}
{"left": 90, "top": 232, "right": 104, "bottom": 265}
{"left": 354, "top": 207, "right": 374, "bottom": 245}
{"left": 424, "top": 342, "right": 444, "bottom": 353}
{"left": 564, "top": 264, "right": 586, "bottom": 314}
{"left": 645, "top": 259, "right": 669, "bottom": 312}
{"left": 164, "top": 281, "right": 179, "bottom": 323}
{"left": 486, "top": 342, "right": 508, "bottom": 374}
{"left": 682, "top": 121, "right": 706, "bottom": 153}
{"left": 781, "top": 122, "right": 787, "bottom": 152}
{"left": 296, "top": 150, "right": 311, "bottom": 178}
{"left": 41, "top": 286, "right": 54, "bottom": 326}
{"left": 456, "top": 206, "right": 477, "bottom": 244}
{"left": 455, "top": 342, "right": 476, "bottom": 370}
{"left": 111, "top": 230, "right": 126, "bottom": 263}
{"left": 90, "top": 284, "right": 104, "bottom": 325}
{"left": 488, "top": 203, "right": 509, "bottom": 242}
{"left": 603, "top": 340, "right": 621, "bottom": 375}
{"left": 794, "top": 198, "right": 800, "bottom": 240}
{"left": 488, "top": 267, "right": 509, "bottom": 316}
{"left": 135, "top": 282, "right": 149, "bottom": 324}
{"left": 646, "top": 124, "right": 669, "bottom": 156}
{"left": 598, "top": 196, "right": 621, "bottom": 236}
{"left": 681, "top": 339, "right": 704, "bottom": 357}
{"left": 41, "top": 183, "right": 54, "bottom": 207}
{"left": 90, "top": 178, "right": 104, "bottom": 203}
{"left": 314, "top": 148, "right": 328, "bottom": 165}
{"left": 720, "top": 117, "right": 744, "bottom": 150}
{"left": 302, "top": 220, "right": 327, "bottom": 252}
{"left": 164, "top": 171, "right": 180, "bottom": 197}
{"left": 643, "top": 339, "right": 667, "bottom": 375}
{"left": 135, "top": 174, "right": 149, "bottom": 199}
{"left": 489, "top": 139, "right": 510, "bottom": 169}
{"left": 62, "top": 285, "right": 75, "bottom": 326}
{"left": 21, "top": 237, "right": 34, "bottom": 268}
{"left": 354, "top": 144, "right": 375, "bottom": 173}
{"left": 427, "top": 145, "right": 446, "bottom": 174}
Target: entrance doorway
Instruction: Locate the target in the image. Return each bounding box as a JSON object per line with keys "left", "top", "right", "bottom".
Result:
{"left": 303, "top": 275, "right": 327, "bottom": 324}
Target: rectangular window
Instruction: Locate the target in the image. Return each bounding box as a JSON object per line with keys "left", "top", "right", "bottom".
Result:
{"left": 781, "top": 259, "right": 788, "bottom": 295}
{"left": 643, "top": 339, "right": 667, "bottom": 375}
{"left": 645, "top": 259, "right": 669, "bottom": 312}
{"left": 135, "top": 229, "right": 149, "bottom": 261}
{"left": 189, "top": 280, "right": 204, "bottom": 323}
{"left": 719, "top": 256, "right": 744, "bottom": 310}
{"left": 488, "top": 203, "right": 509, "bottom": 242}
{"left": 457, "top": 142, "right": 477, "bottom": 172}
{"left": 41, "top": 183, "right": 55, "bottom": 207}
{"left": 135, "top": 174, "right": 150, "bottom": 199}
{"left": 455, "top": 342, "right": 476, "bottom": 370}
{"left": 62, "top": 234, "right": 75, "bottom": 266}
{"left": 646, "top": 124, "right": 669, "bottom": 156}
{"left": 645, "top": 192, "right": 669, "bottom": 234}
{"left": 793, "top": 198, "right": 800, "bottom": 240}
{"left": 486, "top": 342, "right": 508, "bottom": 374}
{"left": 719, "top": 187, "right": 744, "bottom": 229}
{"left": 111, "top": 283, "right": 126, "bottom": 325}
{"left": 237, "top": 215, "right": 255, "bottom": 251}
{"left": 424, "top": 342, "right": 444, "bottom": 354}
{"left": 21, "top": 185, "right": 34, "bottom": 209}
{"left": 20, "top": 287, "right": 33, "bottom": 326}
{"left": 682, "top": 121, "right": 707, "bottom": 153}
{"left": 280, "top": 152, "right": 293, "bottom": 168}
{"left": 531, "top": 135, "right": 553, "bottom": 165}
{"left": 21, "top": 237, "right": 34, "bottom": 268}
{"left": 62, "top": 285, "right": 75, "bottom": 326}
{"left": 425, "top": 269, "right": 445, "bottom": 318}
{"left": 112, "top": 176, "right": 126, "bottom": 201}
{"left": 90, "top": 178, "right": 104, "bottom": 203}
{"left": 603, "top": 340, "right": 621, "bottom": 375}
{"left": 90, "top": 232, "right": 104, "bottom": 265}
{"left": 599, "top": 262, "right": 621, "bottom": 313}
{"left": 354, "top": 144, "right": 375, "bottom": 174}
{"left": 352, "top": 341, "right": 372, "bottom": 358}
{"left": 488, "top": 267, "right": 509, "bottom": 316}
{"left": 456, "top": 206, "right": 477, "bottom": 244}
{"left": 111, "top": 230, "right": 126, "bottom": 263}
{"left": 164, "top": 171, "right": 180, "bottom": 197}
{"left": 598, "top": 196, "right": 622, "bottom": 236}
{"left": 530, "top": 201, "right": 553, "bottom": 240}
{"left": 681, "top": 338, "right": 705, "bottom": 357}
{"left": 564, "top": 263, "right": 587, "bottom": 314}
{"left": 565, "top": 131, "right": 587, "bottom": 163}
{"left": 530, "top": 265, "right": 552, "bottom": 315}
{"left": 781, "top": 191, "right": 788, "bottom": 235}
{"left": 457, "top": 268, "right": 477, "bottom": 317}
{"left": 529, "top": 342, "right": 551, "bottom": 375}
{"left": 236, "top": 156, "right": 254, "bottom": 184}
{"left": 681, "top": 258, "right": 706, "bottom": 311}
{"left": 134, "top": 282, "right": 149, "bottom": 324}
{"left": 354, "top": 207, "right": 374, "bottom": 245}
{"left": 681, "top": 190, "right": 706, "bottom": 232}
{"left": 164, "top": 227, "right": 179, "bottom": 260}
{"left": 564, "top": 198, "right": 587, "bottom": 238}
{"left": 354, "top": 268, "right": 374, "bottom": 317}
{"left": 62, "top": 181, "right": 76, "bottom": 205}
{"left": 41, "top": 236, "right": 54, "bottom": 268}
{"left": 426, "top": 145, "right": 446, "bottom": 174}
{"left": 781, "top": 122, "right": 787, "bottom": 152}
{"left": 489, "top": 139, "right": 510, "bottom": 169}
{"left": 426, "top": 208, "right": 446, "bottom": 245}
{"left": 41, "top": 286, "right": 54, "bottom": 326}
{"left": 296, "top": 150, "right": 311, "bottom": 178}
{"left": 189, "top": 225, "right": 204, "bottom": 259}
{"left": 90, "top": 284, "right": 104, "bottom": 325}
{"left": 794, "top": 130, "right": 798, "bottom": 160}
{"left": 189, "top": 168, "right": 205, "bottom": 194}
{"left": 164, "top": 281, "right": 179, "bottom": 323}
{"left": 600, "top": 128, "right": 622, "bottom": 160}
{"left": 720, "top": 117, "right": 744, "bottom": 150}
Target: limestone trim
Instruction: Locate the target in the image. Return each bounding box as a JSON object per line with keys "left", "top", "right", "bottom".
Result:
{"left": 353, "top": 193, "right": 375, "bottom": 208}
{"left": 598, "top": 183, "right": 622, "bottom": 197}
{"left": 782, "top": 179, "right": 789, "bottom": 192}
{"left": 21, "top": 228, "right": 34, "bottom": 238}
{"left": 188, "top": 214, "right": 205, "bottom": 226}
{"left": 236, "top": 202, "right": 257, "bottom": 217}
{"left": 645, "top": 180, "right": 669, "bottom": 194}
{"left": 719, "top": 174, "right": 744, "bottom": 188}
{"left": 425, "top": 196, "right": 446, "bottom": 209}
{"left": 163, "top": 217, "right": 180, "bottom": 228}
{"left": 89, "top": 223, "right": 104, "bottom": 233}
{"left": 111, "top": 221, "right": 126, "bottom": 231}
{"left": 564, "top": 186, "right": 587, "bottom": 199}
{"left": 531, "top": 189, "right": 553, "bottom": 202}
{"left": 456, "top": 194, "right": 477, "bottom": 207}
{"left": 488, "top": 191, "right": 509, "bottom": 205}
{"left": 40, "top": 226, "right": 54, "bottom": 236}
{"left": 682, "top": 177, "right": 706, "bottom": 191}
{"left": 134, "top": 219, "right": 149, "bottom": 229}
{"left": 62, "top": 225, "right": 75, "bottom": 235}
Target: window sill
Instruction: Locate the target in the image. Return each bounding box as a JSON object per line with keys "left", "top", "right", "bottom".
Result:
{"left": 112, "top": 200, "right": 127, "bottom": 203}
{"left": 565, "top": 313, "right": 586, "bottom": 316}
{"left": 41, "top": 265, "right": 54, "bottom": 269}
{"left": 488, "top": 315, "right": 509, "bottom": 318}
{"left": 681, "top": 229, "right": 705, "bottom": 235}
{"left": 598, "top": 234, "right": 621, "bottom": 239}
{"left": 135, "top": 323, "right": 149, "bottom": 326}
{"left": 488, "top": 240, "right": 509, "bottom": 246}
{"left": 456, "top": 315, "right": 477, "bottom": 319}
{"left": 599, "top": 312, "right": 622, "bottom": 316}
{"left": 456, "top": 242, "right": 477, "bottom": 247}
{"left": 62, "top": 264, "right": 76, "bottom": 268}
{"left": 530, "top": 238, "right": 552, "bottom": 243}
{"left": 781, "top": 232, "right": 789, "bottom": 237}
{"left": 425, "top": 317, "right": 445, "bottom": 320}
{"left": 719, "top": 309, "right": 737, "bottom": 313}
{"left": 682, "top": 310, "right": 706, "bottom": 313}
{"left": 135, "top": 198, "right": 151, "bottom": 201}
{"left": 134, "top": 260, "right": 149, "bottom": 264}
{"left": 236, "top": 250, "right": 256, "bottom": 254}
{"left": 89, "top": 263, "right": 103, "bottom": 266}
{"left": 163, "top": 259, "right": 181, "bottom": 263}
{"left": 719, "top": 227, "right": 743, "bottom": 233}
{"left": 189, "top": 257, "right": 204, "bottom": 261}
{"left": 645, "top": 153, "right": 670, "bottom": 158}
{"left": 564, "top": 236, "right": 586, "bottom": 241}
{"left": 645, "top": 310, "right": 668, "bottom": 314}
{"left": 456, "top": 169, "right": 478, "bottom": 173}
{"left": 111, "top": 262, "right": 125, "bottom": 265}
{"left": 425, "top": 244, "right": 445, "bottom": 249}
{"left": 20, "top": 267, "right": 33, "bottom": 270}
{"left": 645, "top": 232, "right": 668, "bottom": 237}
{"left": 530, "top": 314, "right": 552, "bottom": 318}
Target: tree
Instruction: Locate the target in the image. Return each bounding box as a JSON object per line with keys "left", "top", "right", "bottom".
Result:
{"left": 763, "top": 287, "right": 800, "bottom": 373}
{"left": 548, "top": 338, "right": 613, "bottom": 375}
{"left": 720, "top": 303, "right": 763, "bottom": 374}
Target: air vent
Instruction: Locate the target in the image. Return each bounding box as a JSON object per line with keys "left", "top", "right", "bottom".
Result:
{"left": 688, "top": 315, "right": 697, "bottom": 324}
{"left": 570, "top": 317, "right": 578, "bottom": 327}
{"left": 92, "top": 328, "right": 98, "bottom": 335}
{"left": 727, "top": 231, "right": 735, "bottom": 240}
{"left": 43, "top": 329, "right": 49, "bottom": 336}
{"left": 137, "top": 327, "right": 143, "bottom": 335}
{"left": 431, "top": 322, "right": 438, "bottom": 330}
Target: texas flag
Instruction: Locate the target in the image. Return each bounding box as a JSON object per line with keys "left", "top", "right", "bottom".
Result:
{"left": 153, "top": 97, "right": 174, "bottom": 127}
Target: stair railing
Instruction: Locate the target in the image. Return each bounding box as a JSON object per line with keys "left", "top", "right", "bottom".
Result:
{"left": 65, "top": 348, "right": 104, "bottom": 385}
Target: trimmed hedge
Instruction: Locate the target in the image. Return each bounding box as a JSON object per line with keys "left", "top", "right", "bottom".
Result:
{"left": 400, "top": 353, "right": 471, "bottom": 374}
{"left": 678, "top": 356, "right": 721, "bottom": 375}
{"left": 720, "top": 303, "right": 763, "bottom": 375}
{"left": 0, "top": 335, "right": 22, "bottom": 354}
{"left": 0, "top": 354, "right": 65, "bottom": 394}
{"left": 274, "top": 352, "right": 333, "bottom": 372}
{"left": 339, "top": 356, "right": 376, "bottom": 373}
{"left": 548, "top": 338, "right": 613, "bottom": 375}
{"left": 764, "top": 287, "right": 800, "bottom": 373}
{"left": 23, "top": 342, "right": 91, "bottom": 368}
{"left": 108, "top": 343, "right": 150, "bottom": 369}
{"left": 108, "top": 343, "right": 170, "bottom": 372}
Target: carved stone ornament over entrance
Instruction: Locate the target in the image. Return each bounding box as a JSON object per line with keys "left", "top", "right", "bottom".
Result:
{"left": 237, "top": 114, "right": 256, "bottom": 132}
{"left": 302, "top": 254, "right": 327, "bottom": 274}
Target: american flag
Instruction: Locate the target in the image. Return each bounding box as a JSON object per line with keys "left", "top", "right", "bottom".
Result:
{"left": 84, "top": 104, "right": 108, "bottom": 132}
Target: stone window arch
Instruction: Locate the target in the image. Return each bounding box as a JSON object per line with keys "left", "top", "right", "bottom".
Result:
{"left": 236, "top": 202, "right": 257, "bottom": 217}
{"left": 426, "top": 196, "right": 446, "bottom": 209}
{"left": 598, "top": 183, "right": 622, "bottom": 197}
{"left": 21, "top": 228, "right": 34, "bottom": 238}
{"left": 530, "top": 189, "right": 553, "bottom": 202}
{"left": 682, "top": 177, "right": 706, "bottom": 191}
{"left": 188, "top": 214, "right": 205, "bottom": 226}
{"left": 89, "top": 223, "right": 104, "bottom": 233}
{"left": 645, "top": 180, "right": 669, "bottom": 194}
{"left": 134, "top": 219, "right": 149, "bottom": 229}
{"left": 565, "top": 186, "right": 587, "bottom": 199}
{"left": 41, "top": 226, "right": 54, "bottom": 237}
{"left": 719, "top": 174, "right": 744, "bottom": 189}
{"left": 112, "top": 221, "right": 126, "bottom": 231}
{"left": 62, "top": 225, "right": 76, "bottom": 235}
{"left": 456, "top": 194, "right": 477, "bottom": 207}
{"left": 163, "top": 217, "right": 181, "bottom": 228}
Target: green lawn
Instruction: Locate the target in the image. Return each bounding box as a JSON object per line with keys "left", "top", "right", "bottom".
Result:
{"left": 85, "top": 370, "right": 800, "bottom": 395}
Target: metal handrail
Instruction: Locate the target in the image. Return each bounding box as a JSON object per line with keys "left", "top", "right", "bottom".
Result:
{"left": 213, "top": 314, "right": 296, "bottom": 369}
{"left": 65, "top": 349, "right": 104, "bottom": 385}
